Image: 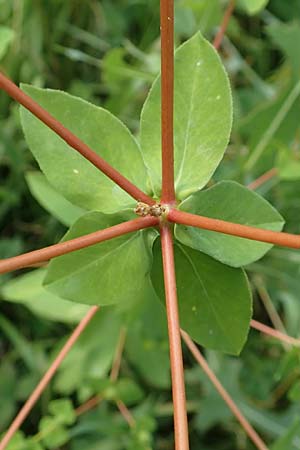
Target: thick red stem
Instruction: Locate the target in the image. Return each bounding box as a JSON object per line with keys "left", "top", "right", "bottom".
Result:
{"left": 160, "top": 0, "right": 175, "bottom": 203}
{"left": 0, "top": 306, "right": 99, "bottom": 450}
{"left": 213, "top": 0, "right": 236, "bottom": 50}
{"left": 181, "top": 330, "right": 268, "bottom": 450}
{"left": 160, "top": 225, "right": 189, "bottom": 450}
{"left": 0, "top": 217, "right": 158, "bottom": 275}
{"left": 0, "top": 72, "right": 154, "bottom": 205}
{"left": 168, "top": 209, "right": 300, "bottom": 249}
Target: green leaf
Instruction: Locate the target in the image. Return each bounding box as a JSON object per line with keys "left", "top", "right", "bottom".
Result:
{"left": 116, "top": 379, "right": 144, "bottom": 405}
{"left": 44, "top": 211, "right": 155, "bottom": 306}
{"left": 39, "top": 416, "right": 69, "bottom": 449}
{"left": 20, "top": 84, "right": 151, "bottom": 214}
{"left": 271, "top": 418, "right": 300, "bottom": 450}
{"left": 48, "top": 399, "right": 76, "bottom": 425}
{"left": 55, "top": 308, "right": 121, "bottom": 395}
{"left": 126, "top": 292, "right": 171, "bottom": 389}
{"left": 98, "top": 379, "right": 144, "bottom": 405}
{"left": 276, "top": 145, "right": 300, "bottom": 181}
{"left": 5, "top": 431, "right": 43, "bottom": 450}
{"left": 151, "top": 241, "right": 252, "bottom": 354}
{"left": 288, "top": 381, "right": 300, "bottom": 402}
{"left": 140, "top": 31, "right": 232, "bottom": 200}
{"left": 267, "top": 21, "right": 300, "bottom": 76}
{"left": 238, "top": 0, "right": 269, "bottom": 15}
{"left": 176, "top": 181, "right": 284, "bottom": 267}
{"left": 26, "top": 171, "right": 86, "bottom": 226}
{"left": 0, "top": 26, "right": 14, "bottom": 60}
{"left": 1, "top": 269, "right": 90, "bottom": 323}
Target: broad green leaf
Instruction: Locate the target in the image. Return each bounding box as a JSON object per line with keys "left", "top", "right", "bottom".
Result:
{"left": 238, "top": 0, "right": 269, "bottom": 15}
{"left": 126, "top": 292, "right": 170, "bottom": 389}
{"left": 1, "top": 269, "right": 90, "bottom": 323}
{"left": 0, "top": 26, "right": 14, "bottom": 60}
{"left": 140, "top": 31, "right": 232, "bottom": 200}
{"left": 20, "top": 85, "right": 151, "bottom": 214}
{"left": 176, "top": 181, "right": 284, "bottom": 267}
{"left": 48, "top": 399, "right": 76, "bottom": 425}
{"left": 151, "top": 241, "right": 252, "bottom": 354}
{"left": 26, "top": 171, "right": 86, "bottom": 226}
{"left": 44, "top": 211, "right": 155, "bottom": 306}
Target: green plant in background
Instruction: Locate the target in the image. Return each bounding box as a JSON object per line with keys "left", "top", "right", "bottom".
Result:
{"left": 1, "top": 1, "right": 300, "bottom": 449}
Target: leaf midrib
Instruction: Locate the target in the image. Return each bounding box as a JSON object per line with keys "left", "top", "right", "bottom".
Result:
{"left": 174, "top": 58, "right": 198, "bottom": 190}
{"left": 48, "top": 233, "right": 138, "bottom": 285}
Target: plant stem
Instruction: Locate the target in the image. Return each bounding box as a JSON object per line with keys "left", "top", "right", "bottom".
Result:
{"left": 247, "top": 168, "right": 278, "bottom": 190}
{"left": 160, "top": 0, "right": 176, "bottom": 204}
{"left": 0, "top": 71, "right": 154, "bottom": 206}
{"left": 181, "top": 330, "right": 268, "bottom": 450}
{"left": 251, "top": 320, "right": 300, "bottom": 347}
{"left": 0, "top": 216, "right": 158, "bottom": 275}
{"left": 110, "top": 327, "right": 127, "bottom": 381}
{"left": 168, "top": 209, "right": 300, "bottom": 249}
{"left": 116, "top": 400, "right": 136, "bottom": 428}
{"left": 213, "top": 0, "right": 235, "bottom": 50}
{"left": 253, "top": 278, "right": 287, "bottom": 335}
{"left": 160, "top": 225, "right": 189, "bottom": 450}
{"left": 0, "top": 306, "right": 99, "bottom": 450}
{"left": 75, "top": 394, "right": 102, "bottom": 417}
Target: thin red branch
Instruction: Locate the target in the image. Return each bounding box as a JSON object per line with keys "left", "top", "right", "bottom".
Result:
{"left": 213, "top": 0, "right": 236, "bottom": 50}
{"left": 75, "top": 394, "right": 102, "bottom": 417}
{"left": 110, "top": 327, "right": 127, "bottom": 382}
{"left": 251, "top": 320, "right": 300, "bottom": 347}
{"left": 116, "top": 400, "right": 136, "bottom": 428}
{"left": 247, "top": 168, "right": 278, "bottom": 190}
{"left": 160, "top": 0, "right": 175, "bottom": 203}
{"left": 0, "top": 72, "right": 154, "bottom": 206}
{"left": 0, "top": 216, "right": 158, "bottom": 275}
{"left": 0, "top": 306, "right": 99, "bottom": 450}
{"left": 168, "top": 209, "right": 300, "bottom": 249}
{"left": 160, "top": 225, "right": 189, "bottom": 450}
{"left": 181, "top": 330, "right": 268, "bottom": 450}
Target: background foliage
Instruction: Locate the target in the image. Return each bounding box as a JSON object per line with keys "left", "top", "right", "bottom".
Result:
{"left": 1, "top": 0, "right": 300, "bottom": 448}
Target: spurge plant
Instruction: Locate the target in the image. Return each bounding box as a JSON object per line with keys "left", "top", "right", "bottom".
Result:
{"left": 1, "top": 1, "right": 300, "bottom": 450}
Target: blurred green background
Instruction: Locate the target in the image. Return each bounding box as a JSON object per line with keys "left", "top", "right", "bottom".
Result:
{"left": 1, "top": 0, "right": 300, "bottom": 449}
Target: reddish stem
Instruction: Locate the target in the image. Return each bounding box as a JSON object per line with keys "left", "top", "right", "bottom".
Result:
{"left": 116, "top": 400, "right": 136, "bottom": 428}
{"left": 168, "top": 209, "right": 300, "bottom": 249}
{"left": 247, "top": 168, "right": 278, "bottom": 190}
{"left": 213, "top": 0, "right": 236, "bottom": 50}
{"left": 110, "top": 327, "right": 127, "bottom": 382}
{"left": 0, "top": 72, "right": 154, "bottom": 206}
{"left": 160, "top": 225, "right": 189, "bottom": 450}
{"left": 75, "top": 394, "right": 102, "bottom": 417}
{"left": 0, "top": 306, "right": 99, "bottom": 450}
{"left": 0, "top": 216, "right": 158, "bottom": 275}
{"left": 251, "top": 320, "right": 300, "bottom": 347}
{"left": 181, "top": 330, "right": 268, "bottom": 450}
{"left": 160, "top": 0, "right": 175, "bottom": 203}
